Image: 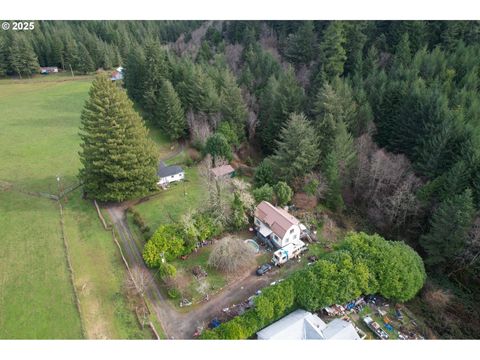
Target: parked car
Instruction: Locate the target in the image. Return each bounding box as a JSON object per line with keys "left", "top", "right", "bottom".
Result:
{"left": 256, "top": 263, "right": 272, "bottom": 276}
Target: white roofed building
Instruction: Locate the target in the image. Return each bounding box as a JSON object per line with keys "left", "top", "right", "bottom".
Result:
{"left": 256, "top": 309, "right": 361, "bottom": 340}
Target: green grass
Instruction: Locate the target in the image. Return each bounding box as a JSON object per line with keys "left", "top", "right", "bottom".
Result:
{"left": 169, "top": 247, "right": 227, "bottom": 305}
{"left": 63, "top": 191, "right": 152, "bottom": 339}
{"left": 134, "top": 167, "right": 207, "bottom": 231}
{"left": 0, "top": 79, "right": 92, "bottom": 192}
{"left": 0, "top": 77, "right": 151, "bottom": 339}
{"left": 0, "top": 191, "right": 83, "bottom": 339}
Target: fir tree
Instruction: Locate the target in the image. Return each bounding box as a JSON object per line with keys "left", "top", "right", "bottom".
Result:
{"left": 318, "top": 21, "right": 347, "bottom": 80}
{"left": 74, "top": 43, "right": 94, "bottom": 74}
{"left": 271, "top": 113, "right": 319, "bottom": 184}
{"left": 219, "top": 70, "right": 248, "bottom": 141}
{"left": 420, "top": 189, "right": 475, "bottom": 272}
{"left": 284, "top": 21, "right": 317, "bottom": 65}
{"left": 79, "top": 74, "right": 158, "bottom": 202}
{"left": 157, "top": 79, "right": 187, "bottom": 141}
{"left": 7, "top": 34, "right": 39, "bottom": 77}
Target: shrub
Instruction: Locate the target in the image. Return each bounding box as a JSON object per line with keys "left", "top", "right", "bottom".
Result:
{"left": 208, "top": 236, "right": 255, "bottom": 273}
{"left": 253, "top": 184, "right": 274, "bottom": 203}
{"left": 254, "top": 159, "right": 275, "bottom": 187}
{"left": 142, "top": 224, "right": 185, "bottom": 267}
{"left": 167, "top": 287, "right": 181, "bottom": 299}
{"left": 195, "top": 213, "right": 222, "bottom": 241}
{"left": 203, "top": 133, "right": 233, "bottom": 161}
{"left": 128, "top": 207, "right": 150, "bottom": 234}
{"left": 274, "top": 181, "right": 293, "bottom": 206}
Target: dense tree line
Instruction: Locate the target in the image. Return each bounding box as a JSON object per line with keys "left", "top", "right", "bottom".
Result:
{"left": 0, "top": 20, "right": 201, "bottom": 76}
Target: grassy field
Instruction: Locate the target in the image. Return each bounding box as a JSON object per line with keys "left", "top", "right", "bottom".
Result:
{"left": 0, "top": 191, "right": 83, "bottom": 339}
{"left": 0, "top": 78, "right": 151, "bottom": 339}
{"left": 134, "top": 166, "right": 207, "bottom": 231}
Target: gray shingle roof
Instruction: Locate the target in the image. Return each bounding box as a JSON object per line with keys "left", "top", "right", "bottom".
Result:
{"left": 157, "top": 162, "right": 184, "bottom": 178}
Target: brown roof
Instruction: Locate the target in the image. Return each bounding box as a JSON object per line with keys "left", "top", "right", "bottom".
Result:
{"left": 254, "top": 201, "right": 299, "bottom": 238}
{"left": 211, "top": 164, "right": 235, "bottom": 178}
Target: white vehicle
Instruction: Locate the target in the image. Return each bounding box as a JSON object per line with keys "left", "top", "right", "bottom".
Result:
{"left": 272, "top": 239, "right": 307, "bottom": 266}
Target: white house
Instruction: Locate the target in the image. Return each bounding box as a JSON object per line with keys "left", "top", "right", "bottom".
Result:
{"left": 111, "top": 66, "right": 124, "bottom": 81}
{"left": 256, "top": 309, "right": 361, "bottom": 340}
{"left": 254, "top": 201, "right": 301, "bottom": 249}
{"left": 157, "top": 162, "right": 184, "bottom": 187}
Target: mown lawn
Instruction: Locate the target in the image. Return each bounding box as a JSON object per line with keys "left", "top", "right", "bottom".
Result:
{"left": 0, "top": 191, "right": 83, "bottom": 339}
{"left": 0, "top": 78, "right": 151, "bottom": 339}
{"left": 134, "top": 166, "right": 207, "bottom": 231}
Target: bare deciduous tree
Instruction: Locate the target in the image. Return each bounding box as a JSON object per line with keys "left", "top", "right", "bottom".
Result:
{"left": 187, "top": 110, "right": 212, "bottom": 145}
{"left": 208, "top": 236, "right": 255, "bottom": 273}
{"left": 351, "top": 134, "right": 423, "bottom": 231}
{"left": 225, "top": 43, "right": 244, "bottom": 75}
{"left": 125, "top": 266, "right": 152, "bottom": 298}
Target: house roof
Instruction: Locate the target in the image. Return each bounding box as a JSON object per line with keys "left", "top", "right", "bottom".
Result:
{"left": 256, "top": 309, "right": 361, "bottom": 340}
{"left": 157, "top": 162, "right": 184, "bottom": 178}
{"left": 254, "top": 201, "right": 299, "bottom": 238}
{"left": 211, "top": 164, "right": 235, "bottom": 178}
{"left": 257, "top": 309, "right": 326, "bottom": 340}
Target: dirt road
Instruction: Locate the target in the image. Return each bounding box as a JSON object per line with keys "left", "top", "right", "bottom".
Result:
{"left": 107, "top": 203, "right": 275, "bottom": 339}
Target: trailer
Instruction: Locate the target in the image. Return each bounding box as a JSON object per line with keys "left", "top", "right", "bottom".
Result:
{"left": 272, "top": 239, "right": 307, "bottom": 266}
{"left": 363, "top": 316, "right": 389, "bottom": 340}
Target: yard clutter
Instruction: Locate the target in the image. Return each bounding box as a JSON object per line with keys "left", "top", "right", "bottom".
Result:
{"left": 200, "top": 232, "right": 426, "bottom": 339}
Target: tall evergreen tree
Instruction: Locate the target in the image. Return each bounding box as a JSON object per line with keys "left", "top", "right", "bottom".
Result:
{"left": 219, "top": 70, "right": 248, "bottom": 141}
{"left": 7, "top": 34, "right": 39, "bottom": 77}
{"left": 157, "top": 79, "right": 187, "bottom": 141}
{"left": 79, "top": 74, "right": 158, "bottom": 202}
{"left": 74, "top": 43, "right": 94, "bottom": 74}
{"left": 124, "top": 46, "right": 147, "bottom": 104}
{"left": 271, "top": 113, "right": 319, "bottom": 184}
{"left": 143, "top": 41, "right": 171, "bottom": 117}
{"left": 258, "top": 69, "right": 304, "bottom": 154}
{"left": 420, "top": 189, "right": 475, "bottom": 272}
{"left": 318, "top": 21, "right": 347, "bottom": 80}
{"left": 284, "top": 21, "right": 317, "bottom": 65}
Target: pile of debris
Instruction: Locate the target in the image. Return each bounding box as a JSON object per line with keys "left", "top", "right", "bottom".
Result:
{"left": 192, "top": 265, "right": 208, "bottom": 279}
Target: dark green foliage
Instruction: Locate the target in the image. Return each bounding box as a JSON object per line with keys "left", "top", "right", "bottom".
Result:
{"left": 257, "top": 69, "right": 305, "bottom": 154}
{"left": 157, "top": 79, "right": 187, "bottom": 141}
{"left": 253, "top": 159, "right": 276, "bottom": 187}
{"left": 284, "top": 21, "right": 317, "bottom": 65}
{"left": 6, "top": 33, "right": 39, "bottom": 76}
{"left": 219, "top": 69, "right": 248, "bottom": 141}
{"left": 336, "top": 232, "right": 427, "bottom": 302}
{"left": 203, "top": 133, "right": 233, "bottom": 162}
{"left": 74, "top": 43, "right": 94, "bottom": 74}
{"left": 271, "top": 113, "right": 319, "bottom": 184}
{"left": 253, "top": 184, "right": 274, "bottom": 204}
{"left": 420, "top": 189, "right": 475, "bottom": 272}
{"left": 273, "top": 181, "right": 293, "bottom": 206}
{"left": 217, "top": 122, "right": 240, "bottom": 147}
{"left": 124, "top": 46, "right": 146, "bottom": 104}
{"left": 128, "top": 207, "right": 150, "bottom": 235}
{"left": 78, "top": 74, "right": 158, "bottom": 202}
{"left": 142, "top": 41, "right": 171, "bottom": 118}
{"left": 318, "top": 21, "right": 347, "bottom": 80}
{"left": 230, "top": 192, "right": 248, "bottom": 231}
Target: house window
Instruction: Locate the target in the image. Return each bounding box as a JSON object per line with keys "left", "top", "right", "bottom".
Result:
{"left": 255, "top": 219, "right": 260, "bottom": 225}
{"left": 290, "top": 229, "right": 294, "bottom": 234}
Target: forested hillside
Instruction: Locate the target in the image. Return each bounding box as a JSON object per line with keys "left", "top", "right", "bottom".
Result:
{"left": 2, "top": 20, "right": 480, "bottom": 338}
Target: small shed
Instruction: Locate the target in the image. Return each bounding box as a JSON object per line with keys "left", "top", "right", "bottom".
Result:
{"left": 210, "top": 164, "right": 235, "bottom": 179}
{"left": 40, "top": 66, "right": 59, "bottom": 74}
